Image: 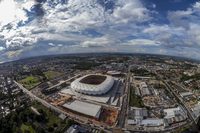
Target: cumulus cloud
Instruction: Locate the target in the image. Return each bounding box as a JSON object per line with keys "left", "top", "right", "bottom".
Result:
{"left": 0, "top": 46, "right": 5, "bottom": 51}
{"left": 143, "top": 25, "right": 187, "bottom": 47}
{"left": 0, "top": 0, "right": 36, "bottom": 50}
{"left": 124, "top": 39, "right": 161, "bottom": 46}
{"left": 81, "top": 36, "right": 115, "bottom": 48}
{"left": 42, "top": 0, "right": 106, "bottom": 32}
{"left": 0, "top": 0, "right": 200, "bottom": 61}
{"left": 0, "top": 0, "right": 28, "bottom": 27}
{"left": 48, "top": 42, "right": 63, "bottom": 47}
{"left": 0, "top": 0, "right": 151, "bottom": 51}
{"left": 188, "top": 23, "right": 200, "bottom": 45}
{"left": 137, "top": 1, "right": 200, "bottom": 49}
{"left": 111, "top": 0, "right": 151, "bottom": 23}
{"left": 165, "top": 1, "right": 200, "bottom": 47}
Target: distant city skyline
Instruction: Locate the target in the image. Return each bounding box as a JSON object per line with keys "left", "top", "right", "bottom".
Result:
{"left": 0, "top": 0, "right": 200, "bottom": 62}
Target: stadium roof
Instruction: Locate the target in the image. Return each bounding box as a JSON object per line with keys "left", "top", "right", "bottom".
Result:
{"left": 71, "top": 74, "right": 114, "bottom": 95}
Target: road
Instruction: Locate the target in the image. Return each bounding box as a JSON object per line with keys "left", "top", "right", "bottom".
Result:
{"left": 41, "top": 74, "right": 81, "bottom": 91}
{"left": 14, "top": 81, "right": 66, "bottom": 114}
{"left": 153, "top": 70, "right": 197, "bottom": 123}
{"left": 15, "top": 81, "right": 94, "bottom": 126}
{"left": 164, "top": 81, "right": 197, "bottom": 123}
{"left": 117, "top": 66, "right": 131, "bottom": 128}
{"left": 15, "top": 78, "right": 113, "bottom": 133}
{"left": 155, "top": 74, "right": 198, "bottom": 124}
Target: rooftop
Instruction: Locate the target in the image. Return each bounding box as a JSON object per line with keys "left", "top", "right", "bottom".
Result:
{"left": 62, "top": 100, "right": 101, "bottom": 118}
{"left": 140, "top": 119, "right": 164, "bottom": 126}
{"left": 164, "top": 106, "right": 184, "bottom": 119}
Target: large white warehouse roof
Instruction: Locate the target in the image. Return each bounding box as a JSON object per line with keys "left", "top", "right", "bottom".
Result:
{"left": 62, "top": 100, "right": 101, "bottom": 118}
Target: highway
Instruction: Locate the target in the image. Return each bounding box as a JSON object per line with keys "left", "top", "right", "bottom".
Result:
{"left": 14, "top": 81, "right": 66, "bottom": 115}
{"left": 14, "top": 74, "right": 81, "bottom": 111}
{"left": 42, "top": 74, "right": 81, "bottom": 91}
{"left": 14, "top": 77, "right": 113, "bottom": 133}
{"left": 14, "top": 74, "right": 84, "bottom": 117}
{"left": 117, "top": 66, "right": 131, "bottom": 128}
{"left": 14, "top": 74, "right": 83, "bottom": 120}
{"left": 153, "top": 70, "right": 197, "bottom": 124}
{"left": 164, "top": 81, "right": 197, "bottom": 123}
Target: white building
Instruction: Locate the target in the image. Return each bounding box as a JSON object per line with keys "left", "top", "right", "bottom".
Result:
{"left": 191, "top": 103, "right": 200, "bottom": 118}
{"left": 140, "top": 119, "right": 164, "bottom": 127}
{"left": 62, "top": 100, "right": 101, "bottom": 119}
{"left": 107, "top": 71, "right": 121, "bottom": 76}
{"left": 164, "top": 107, "right": 184, "bottom": 118}
{"left": 71, "top": 74, "right": 114, "bottom": 95}
{"left": 139, "top": 82, "right": 150, "bottom": 96}
{"left": 164, "top": 106, "right": 187, "bottom": 124}
{"left": 128, "top": 107, "right": 148, "bottom": 125}
{"left": 180, "top": 92, "right": 193, "bottom": 98}
{"left": 65, "top": 125, "right": 79, "bottom": 133}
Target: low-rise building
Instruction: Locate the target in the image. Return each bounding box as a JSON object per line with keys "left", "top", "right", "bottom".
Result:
{"left": 62, "top": 100, "right": 101, "bottom": 119}
{"left": 139, "top": 82, "right": 150, "bottom": 96}
{"left": 140, "top": 118, "right": 164, "bottom": 127}
{"left": 128, "top": 107, "right": 148, "bottom": 125}
{"left": 65, "top": 125, "right": 79, "bottom": 133}
{"left": 180, "top": 92, "right": 193, "bottom": 98}
{"left": 191, "top": 103, "right": 200, "bottom": 118}
{"left": 164, "top": 106, "right": 187, "bottom": 125}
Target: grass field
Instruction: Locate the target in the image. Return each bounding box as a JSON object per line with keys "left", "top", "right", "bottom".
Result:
{"left": 131, "top": 68, "right": 155, "bottom": 76}
{"left": 44, "top": 71, "right": 62, "bottom": 80}
{"left": 21, "top": 124, "right": 36, "bottom": 133}
{"left": 129, "top": 86, "right": 144, "bottom": 107}
{"left": 19, "top": 76, "right": 41, "bottom": 90}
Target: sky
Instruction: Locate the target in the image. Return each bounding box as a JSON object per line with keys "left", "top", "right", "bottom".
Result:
{"left": 0, "top": 0, "right": 200, "bottom": 62}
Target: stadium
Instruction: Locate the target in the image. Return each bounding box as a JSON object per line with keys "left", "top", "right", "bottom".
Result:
{"left": 71, "top": 74, "right": 114, "bottom": 95}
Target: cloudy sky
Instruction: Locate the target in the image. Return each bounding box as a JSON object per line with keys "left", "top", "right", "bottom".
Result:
{"left": 0, "top": 0, "right": 200, "bottom": 62}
